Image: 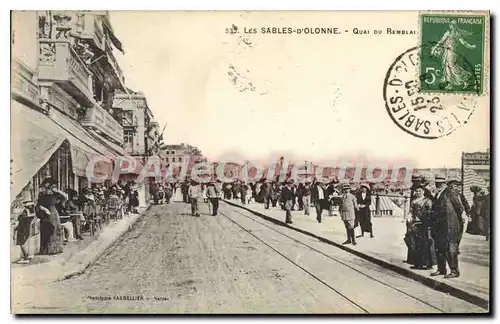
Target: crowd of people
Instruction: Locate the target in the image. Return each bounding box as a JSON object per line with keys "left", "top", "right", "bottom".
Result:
{"left": 168, "top": 174, "right": 490, "bottom": 280}
{"left": 13, "top": 177, "right": 141, "bottom": 264}
{"left": 218, "top": 178, "right": 375, "bottom": 245}
{"left": 405, "top": 174, "right": 490, "bottom": 279}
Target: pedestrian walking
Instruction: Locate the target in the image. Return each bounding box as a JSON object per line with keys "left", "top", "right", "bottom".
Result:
{"left": 430, "top": 176, "right": 465, "bottom": 278}
{"left": 182, "top": 181, "right": 190, "bottom": 203}
{"left": 356, "top": 183, "right": 374, "bottom": 238}
{"left": 240, "top": 182, "right": 249, "bottom": 205}
{"left": 206, "top": 182, "right": 220, "bottom": 216}
{"left": 311, "top": 181, "right": 328, "bottom": 223}
{"left": 165, "top": 184, "right": 173, "bottom": 204}
{"left": 188, "top": 180, "right": 202, "bottom": 217}
{"left": 340, "top": 184, "right": 358, "bottom": 245}
{"left": 296, "top": 183, "right": 305, "bottom": 211}
{"left": 263, "top": 182, "right": 273, "bottom": 209}
{"left": 302, "top": 181, "right": 311, "bottom": 215}
{"left": 271, "top": 182, "right": 279, "bottom": 207}
{"left": 281, "top": 180, "right": 294, "bottom": 224}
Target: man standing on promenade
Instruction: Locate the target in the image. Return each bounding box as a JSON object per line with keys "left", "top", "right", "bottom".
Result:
{"left": 188, "top": 180, "right": 202, "bottom": 217}
{"left": 281, "top": 179, "right": 294, "bottom": 224}
{"left": 263, "top": 181, "right": 273, "bottom": 210}
{"left": 206, "top": 181, "right": 220, "bottom": 216}
{"left": 430, "top": 175, "right": 465, "bottom": 278}
{"left": 311, "top": 180, "right": 328, "bottom": 223}
{"left": 340, "top": 184, "right": 358, "bottom": 245}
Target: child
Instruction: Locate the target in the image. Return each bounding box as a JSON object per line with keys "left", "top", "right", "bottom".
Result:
{"left": 13, "top": 200, "right": 35, "bottom": 264}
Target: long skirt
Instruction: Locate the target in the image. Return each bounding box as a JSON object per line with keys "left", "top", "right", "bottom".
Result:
{"left": 413, "top": 227, "right": 436, "bottom": 267}
{"left": 39, "top": 213, "right": 63, "bottom": 255}
{"left": 174, "top": 188, "right": 183, "bottom": 202}
{"left": 358, "top": 208, "right": 372, "bottom": 233}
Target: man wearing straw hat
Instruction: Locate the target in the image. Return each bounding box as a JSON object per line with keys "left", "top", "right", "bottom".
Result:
{"left": 340, "top": 183, "right": 359, "bottom": 245}
{"left": 430, "top": 175, "right": 465, "bottom": 279}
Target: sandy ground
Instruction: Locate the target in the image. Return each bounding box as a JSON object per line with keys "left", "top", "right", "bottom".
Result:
{"left": 12, "top": 201, "right": 485, "bottom": 314}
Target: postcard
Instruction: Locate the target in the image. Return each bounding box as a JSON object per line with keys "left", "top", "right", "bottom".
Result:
{"left": 11, "top": 10, "right": 490, "bottom": 314}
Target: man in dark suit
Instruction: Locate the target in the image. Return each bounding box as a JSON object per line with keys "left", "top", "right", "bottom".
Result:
{"left": 262, "top": 182, "right": 273, "bottom": 210}
{"left": 311, "top": 180, "right": 328, "bottom": 223}
{"left": 430, "top": 176, "right": 465, "bottom": 278}
{"left": 280, "top": 180, "right": 294, "bottom": 224}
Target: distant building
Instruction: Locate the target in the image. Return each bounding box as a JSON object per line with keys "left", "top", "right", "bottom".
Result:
{"left": 161, "top": 143, "right": 206, "bottom": 165}
{"left": 113, "top": 88, "right": 160, "bottom": 156}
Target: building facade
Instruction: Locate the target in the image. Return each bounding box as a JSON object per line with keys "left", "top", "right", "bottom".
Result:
{"left": 11, "top": 10, "right": 159, "bottom": 211}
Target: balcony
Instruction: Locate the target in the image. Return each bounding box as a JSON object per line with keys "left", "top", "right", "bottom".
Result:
{"left": 80, "top": 102, "right": 124, "bottom": 145}
{"left": 38, "top": 40, "right": 94, "bottom": 107}
{"left": 104, "top": 40, "right": 126, "bottom": 89}
{"left": 78, "top": 13, "right": 105, "bottom": 51}
{"left": 11, "top": 58, "right": 40, "bottom": 108}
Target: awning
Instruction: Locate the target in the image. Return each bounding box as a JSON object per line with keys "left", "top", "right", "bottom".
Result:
{"left": 11, "top": 101, "right": 117, "bottom": 199}
{"left": 87, "top": 129, "right": 141, "bottom": 175}
{"left": 11, "top": 112, "right": 66, "bottom": 202}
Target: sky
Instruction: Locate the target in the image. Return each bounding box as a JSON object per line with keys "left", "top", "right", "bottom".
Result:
{"left": 109, "top": 11, "right": 490, "bottom": 168}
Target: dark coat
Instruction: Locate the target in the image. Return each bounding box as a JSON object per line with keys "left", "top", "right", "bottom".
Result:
{"left": 431, "top": 188, "right": 464, "bottom": 247}
{"left": 356, "top": 191, "right": 372, "bottom": 231}
{"left": 262, "top": 183, "right": 272, "bottom": 198}
{"left": 281, "top": 186, "right": 294, "bottom": 202}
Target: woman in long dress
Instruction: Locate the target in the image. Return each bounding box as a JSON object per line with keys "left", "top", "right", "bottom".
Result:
{"left": 408, "top": 185, "right": 436, "bottom": 269}
{"left": 37, "top": 178, "right": 65, "bottom": 255}
{"left": 174, "top": 183, "right": 183, "bottom": 202}
{"left": 356, "top": 184, "right": 373, "bottom": 238}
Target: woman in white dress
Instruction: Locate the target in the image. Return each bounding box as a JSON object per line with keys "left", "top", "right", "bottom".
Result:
{"left": 174, "top": 183, "right": 183, "bottom": 202}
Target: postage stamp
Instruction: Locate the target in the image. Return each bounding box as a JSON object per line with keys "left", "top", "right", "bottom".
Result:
{"left": 419, "top": 13, "right": 486, "bottom": 95}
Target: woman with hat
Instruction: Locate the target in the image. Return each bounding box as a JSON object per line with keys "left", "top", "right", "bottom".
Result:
{"left": 340, "top": 183, "right": 359, "bottom": 245}
{"left": 408, "top": 184, "right": 436, "bottom": 270}
{"left": 356, "top": 183, "right": 373, "bottom": 238}
{"left": 36, "top": 177, "right": 65, "bottom": 255}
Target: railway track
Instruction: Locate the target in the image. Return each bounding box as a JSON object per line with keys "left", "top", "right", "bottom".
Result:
{"left": 218, "top": 203, "right": 448, "bottom": 314}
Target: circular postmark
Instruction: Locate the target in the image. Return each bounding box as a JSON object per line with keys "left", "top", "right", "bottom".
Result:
{"left": 383, "top": 45, "right": 479, "bottom": 139}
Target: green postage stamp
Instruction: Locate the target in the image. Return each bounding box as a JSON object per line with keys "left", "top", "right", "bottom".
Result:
{"left": 419, "top": 12, "right": 487, "bottom": 95}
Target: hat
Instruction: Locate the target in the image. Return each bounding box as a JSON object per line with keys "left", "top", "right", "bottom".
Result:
{"left": 342, "top": 183, "right": 351, "bottom": 189}
{"left": 447, "top": 178, "right": 461, "bottom": 186}
{"left": 435, "top": 175, "right": 447, "bottom": 183}
{"left": 470, "top": 185, "right": 482, "bottom": 193}
{"left": 411, "top": 174, "right": 422, "bottom": 182}
{"left": 360, "top": 183, "right": 370, "bottom": 190}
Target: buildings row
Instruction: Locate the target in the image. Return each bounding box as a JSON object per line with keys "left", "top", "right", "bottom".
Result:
{"left": 11, "top": 11, "right": 166, "bottom": 210}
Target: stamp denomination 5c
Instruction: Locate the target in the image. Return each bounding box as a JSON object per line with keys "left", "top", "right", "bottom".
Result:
{"left": 419, "top": 12, "right": 487, "bottom": 95}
